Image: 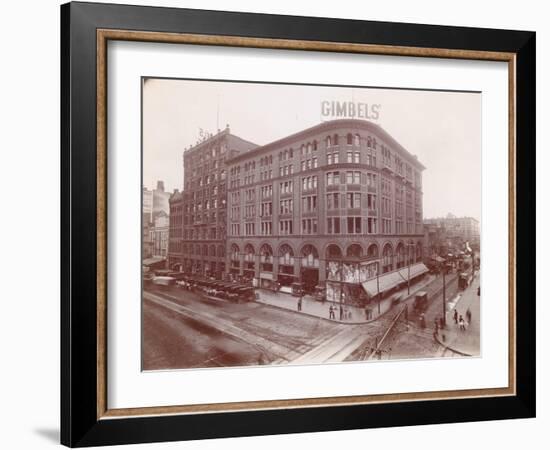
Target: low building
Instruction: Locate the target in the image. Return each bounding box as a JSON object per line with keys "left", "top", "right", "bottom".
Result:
{"left": 150, "top": 211, "right": 169, "bottom": 258}
{"left": 424, "top": 214, "right": 480, "bottom": 252}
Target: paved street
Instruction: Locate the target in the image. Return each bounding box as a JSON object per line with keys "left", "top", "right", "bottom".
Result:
{"left": 143, "top": 272, "right": 478, "bottom": 370}
{"left": 143, "top": 286, "right": 383, "bottom": 370}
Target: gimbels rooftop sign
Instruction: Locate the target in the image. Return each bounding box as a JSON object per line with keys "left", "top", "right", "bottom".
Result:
{"left": 321, "top": 100, "right": 381, "bottom": 121}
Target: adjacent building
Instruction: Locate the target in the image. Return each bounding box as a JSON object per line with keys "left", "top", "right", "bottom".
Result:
{"left": 424, "top": 214, "right": 480, "bottom": 251}
{"left": 150, "top": 211, "right": 169, "bottom": 258}
{"left": 143, "top": 180, "right": 171, "bottom": 224}
{"left": 225, "top": 119, "right": 426, "bottom": 305}
{"left": 171, "top": 126, "right": 258, "bottom": 278}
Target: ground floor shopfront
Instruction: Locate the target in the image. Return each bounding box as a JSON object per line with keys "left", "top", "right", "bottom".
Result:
{"left": 224, "top": 235, "right": 426, "bottom": 306}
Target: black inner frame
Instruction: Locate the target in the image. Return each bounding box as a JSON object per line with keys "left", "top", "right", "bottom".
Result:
{"left": 61, "top": 1, "right": 536, "bottom": 447}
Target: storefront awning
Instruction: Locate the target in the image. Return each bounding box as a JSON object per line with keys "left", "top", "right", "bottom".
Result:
{"left": 361, "top": 263, "right": 428, "bottom": 297}
{"left": 398, "top": 263, "right": 429, "bottom": 280}
{"left": 361, "top": 271, "right": 403, "bottom": 297}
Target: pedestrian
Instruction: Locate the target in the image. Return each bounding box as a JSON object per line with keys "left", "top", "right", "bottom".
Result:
{"left": 434, "top": 318, "right": 439, "bottom": 331}
{"left": 297, "top": 297, "right": 302, "bottom": 311}
{"left": 466, "top": 307, "right": 472, "bottom": 324}
{"left": 453, "top": 309, "right": 458, "bottom": 325}
{"left": 339, "top": 304, "right": 343, "bottom": 321}
{"left": 459, "top": 315, "right": 466, "bottom": 331}
{"left": 329, "top": 305, "right": 335, "bottom": 320}
{"left": 439, "top": 317, "right": 445, "bottom": 330}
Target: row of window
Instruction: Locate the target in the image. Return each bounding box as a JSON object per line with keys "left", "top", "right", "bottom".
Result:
{"left": 225, "top": 216, "right": 422, "bottom": 236}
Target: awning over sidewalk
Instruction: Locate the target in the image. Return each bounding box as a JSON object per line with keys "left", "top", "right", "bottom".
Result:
{"left": 361, "top": 271, "right": 403, "bottom": 297}
{"left": 361, "top": 263, "right": 428, "bottom": 297}
{"left": 398, "top": 263, "right": 429, "bottom": 280}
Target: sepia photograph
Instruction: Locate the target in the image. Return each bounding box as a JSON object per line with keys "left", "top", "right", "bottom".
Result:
{"left": 141, "top": 78, "right": 481, "bottom": 371}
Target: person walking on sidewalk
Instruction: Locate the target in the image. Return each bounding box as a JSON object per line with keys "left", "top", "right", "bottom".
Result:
{"left": 453, "top": 309, "right": 458, "bottom": 325}
{"left": 364, "top": 306, "right": 372, "bottom": 320}
{"left": 459, "top": 315, "right": 466, "bottom": 331}
{"left": 339, "top": 304, "right": 344, "bottom": 321}
{"left": 329, "top": 305, "right": 335, "bottom": 320}
{"left": 297, "top": 296, "right": 302, "bottom": 312}
{"left": 466, "top": 307, "right": 472, "bottom": 325}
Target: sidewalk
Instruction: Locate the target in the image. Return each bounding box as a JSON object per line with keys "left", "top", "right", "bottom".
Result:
{"left": 255, "top": 274, "right": 437, "bottom": 324}
{"left": 435, "top": 272, "right": 480, "bottom": 356}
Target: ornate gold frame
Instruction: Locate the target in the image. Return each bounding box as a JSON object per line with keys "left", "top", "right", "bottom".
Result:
{"left": 96, "top": 29, "right": 516, "bottom": 420}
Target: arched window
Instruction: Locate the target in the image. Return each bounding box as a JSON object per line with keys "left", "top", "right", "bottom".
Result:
{"left": 366, "top": 244, "right": 379, "bottom": 259}
{"left": 301, "top": 245, "right": 319, "bottom": 268}
{"left": 244, "top": 244, "right": 255, "bottom": 262}
{"left": 326, "top": 244, "right": 343, "bottom": 259}
{"left": 354, "top": 134, "right": 360, "bottom": 146}
{"left": 367, "top": 136, "right": 372, "bottom": 148}
{"left": 395, "top": 243, "right": 406, "bottom": 269}
{"left": 346, "top": 133, "right": 353, "bottom": 145}
{"left": 230, "top": 244, "right": 240, "bottom": 261}
{"left": 333, "top": 134, "right": 339, "bottom": 145}
{"left": 382, "top": 244, "right": 393, "bottom": 273}
{"left": 260, "top": 244, "right": 273, "bottom": 263}
{"left": 326, "top": 136, "right": 332, "bottom": 148}
{"left": 346, "top": 244, "right": 363, "bottom": 258}
{"left": 313, "top": 140, "right": 318, "bottom": 151}
{"left": 279, "top": 244, "right": 294, "bottom": 265}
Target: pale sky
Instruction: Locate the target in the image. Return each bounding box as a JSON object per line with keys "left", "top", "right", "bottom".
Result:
{"left": 143, "top": 78, "right": 481, "bottom": 221}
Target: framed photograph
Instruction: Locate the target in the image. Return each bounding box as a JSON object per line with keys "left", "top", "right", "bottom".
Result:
{"left": 61, "top": 1, "right": 536, "bottom": 447}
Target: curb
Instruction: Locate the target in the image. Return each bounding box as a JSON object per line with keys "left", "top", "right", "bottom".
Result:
{"left": 433, "top": 332, "right": 473, "bottom": 356}
{"left": 252, "top": 299, "right": 395, "bottom": 325}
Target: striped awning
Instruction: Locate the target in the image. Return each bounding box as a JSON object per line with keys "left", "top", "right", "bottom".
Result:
{"left": 361, "top": 263, "right": 428, "bottom": 297}
{"left": 398, "top": 263, "right": 429, "bottom": 280}
{"left": 361, "top": 271, "right": 403, "bottom": 297}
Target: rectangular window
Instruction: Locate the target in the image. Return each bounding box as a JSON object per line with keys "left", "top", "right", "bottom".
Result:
{"left": 347, "top": 217, "right": 362, "bottom": 234}
{"left": 345, "top": 193, "right": 361, "bottom": 209}
{"left": 279, "top": 220, "right": 293, "bottom": 235}
{"left": 327, "top": 171, "right": 340, "bottom": 185}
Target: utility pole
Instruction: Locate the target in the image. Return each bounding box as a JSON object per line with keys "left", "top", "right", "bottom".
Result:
{"left": 377, "top": 265, "right": 381, "bottom": 314}
{"left": 442, "top": 265, "right": 447, "bottom": 327}
{"left": 407, "top": 242, "right": 412, "bottom": 295}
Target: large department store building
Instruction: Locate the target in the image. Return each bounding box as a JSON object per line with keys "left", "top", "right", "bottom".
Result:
{"left": 224, "top": 119, "right": 427, "bottom": 305}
